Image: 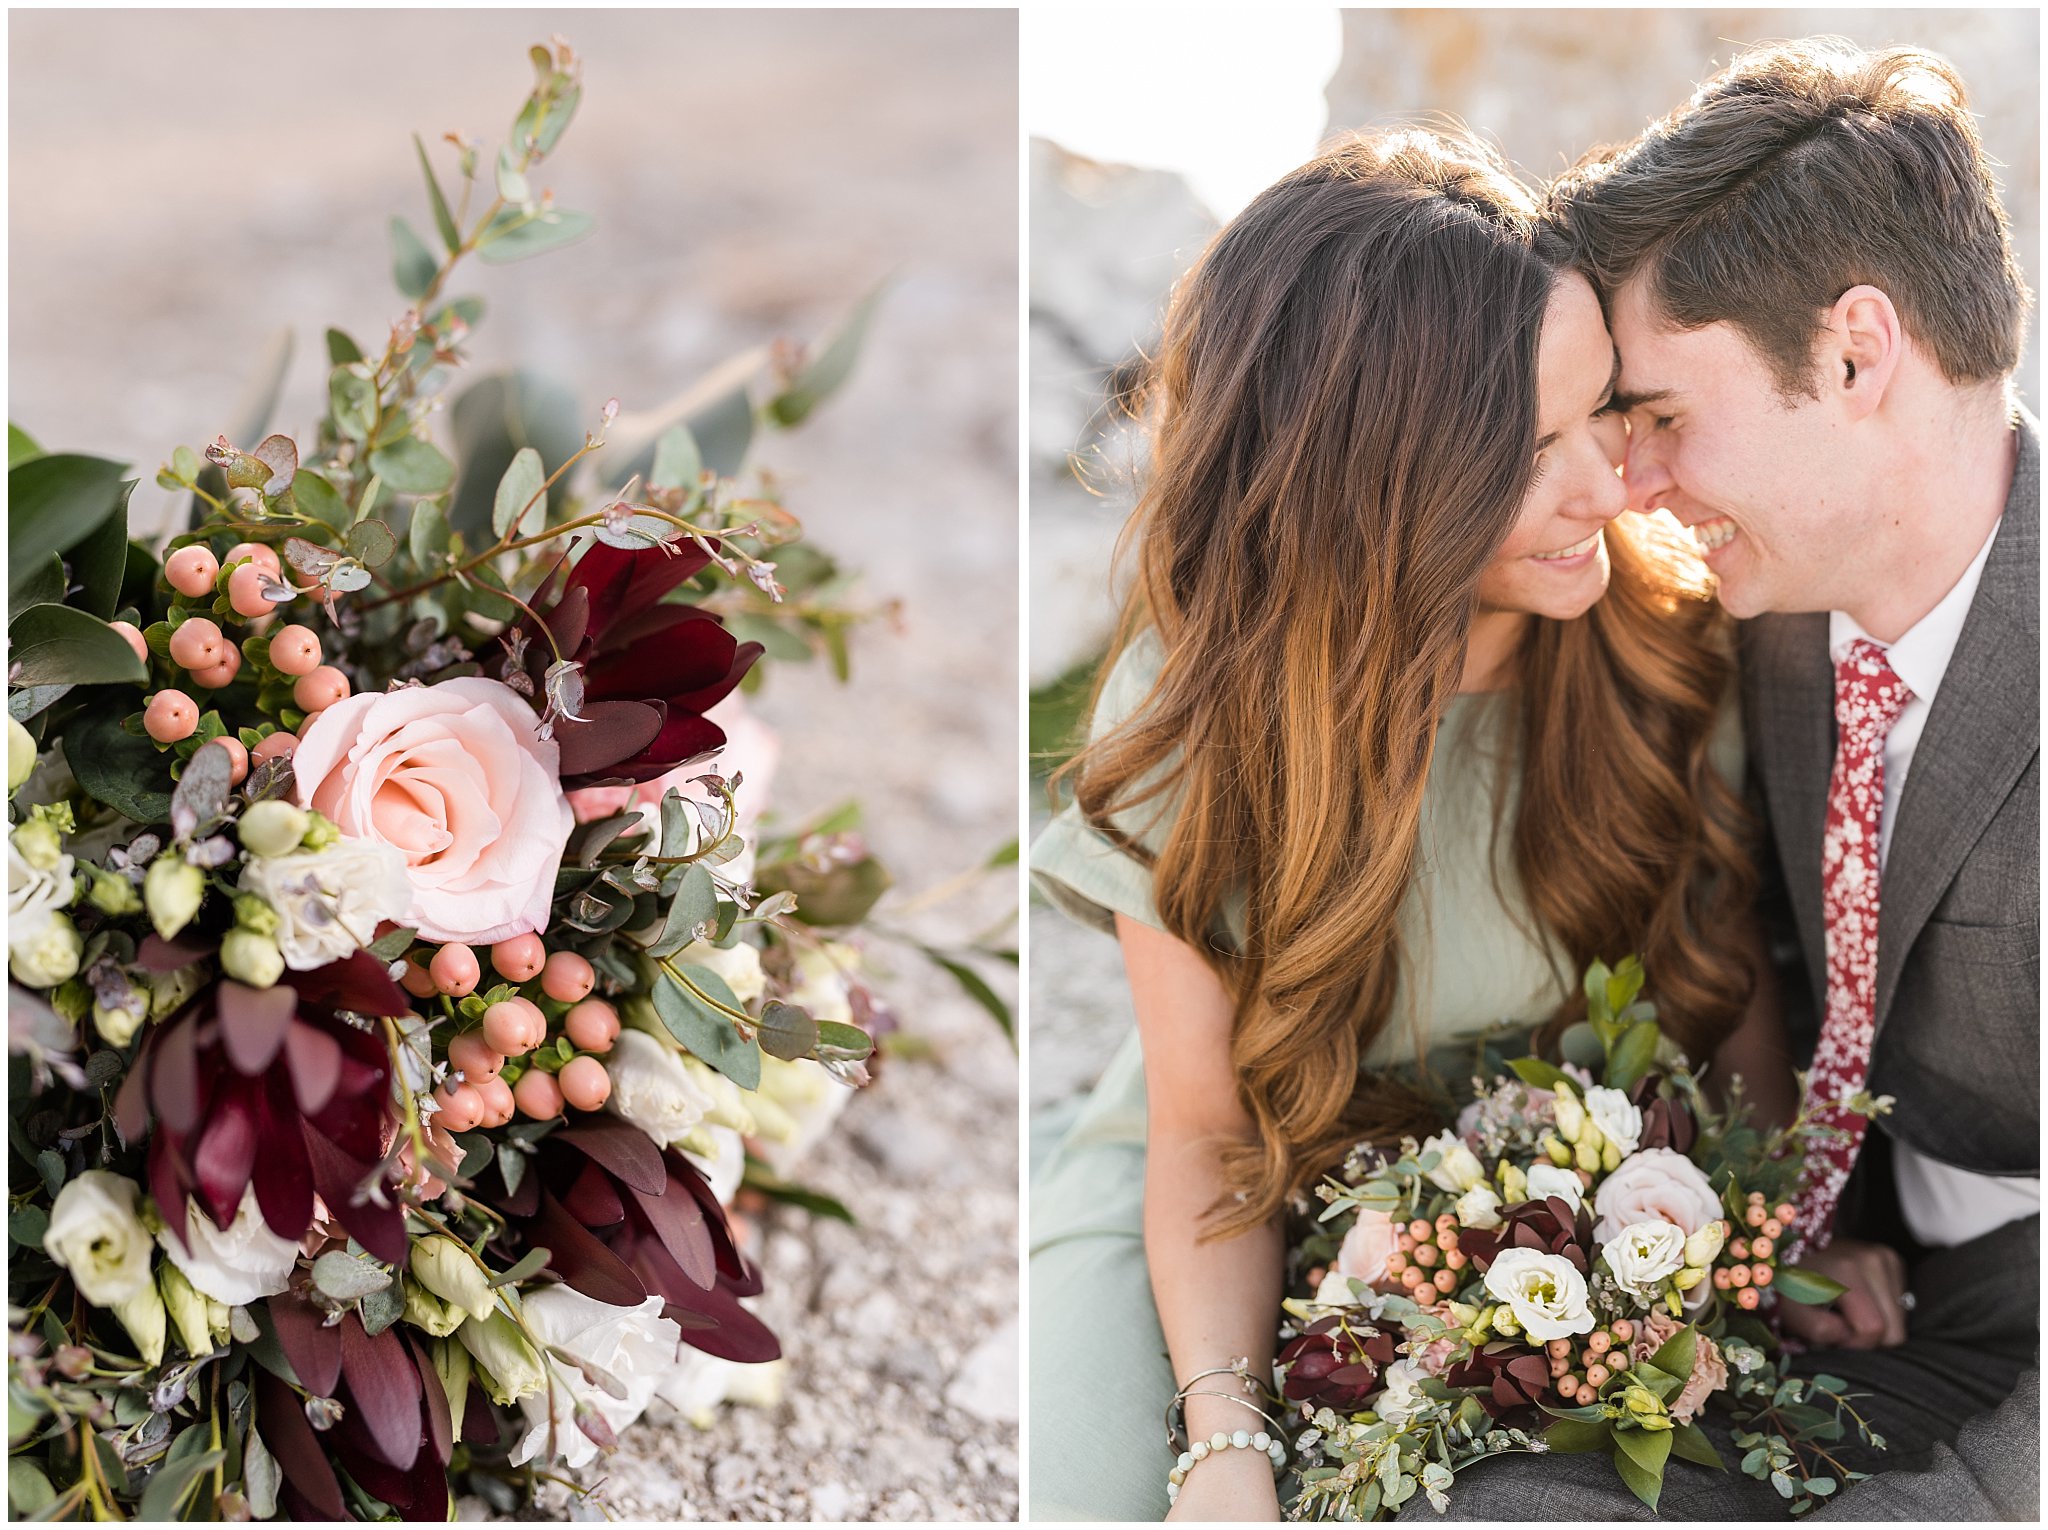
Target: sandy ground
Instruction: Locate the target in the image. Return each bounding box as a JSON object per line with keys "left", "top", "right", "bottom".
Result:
{"left": 9, "top": 10, "right": 1020, "bottom": 1520}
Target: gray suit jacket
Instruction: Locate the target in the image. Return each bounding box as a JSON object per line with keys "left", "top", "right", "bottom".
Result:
{"left": 1741, "top": 410, "right": 2039, "bottom": 1178}
{"left": 1740, "top": 407, "right": 2039, "bottom": 1522}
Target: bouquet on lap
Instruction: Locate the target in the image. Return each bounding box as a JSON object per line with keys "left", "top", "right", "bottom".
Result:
{"left": 1274, "top": 959, "right": 1888, "bottom": 1520}
{"left": 6, "top": 41, "right": 911, "bottom": 1521}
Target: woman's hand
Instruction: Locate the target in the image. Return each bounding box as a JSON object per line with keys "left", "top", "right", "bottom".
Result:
{"left": 1167, "top": 1446, "right": 1282, "bottom": 1522}
{"left": 1777, "top": 1235, "right": 1911, "bottom": 1349}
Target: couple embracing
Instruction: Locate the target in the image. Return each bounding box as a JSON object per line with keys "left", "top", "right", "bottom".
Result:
{"left": 1030, "top": 38, "right": 2036, "bottom": 1523}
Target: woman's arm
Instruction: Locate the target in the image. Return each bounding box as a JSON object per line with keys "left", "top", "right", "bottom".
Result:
{"left": 1117, "top": 913, "right": 1284, "bottom": 1522}
{"left": 1708, "top": 921, "right": 1799, "bottom": 1132}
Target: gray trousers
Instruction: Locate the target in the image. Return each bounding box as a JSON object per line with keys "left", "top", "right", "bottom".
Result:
{"left": 1403, "top": 1216, "right": 2038, "bottom": 1521}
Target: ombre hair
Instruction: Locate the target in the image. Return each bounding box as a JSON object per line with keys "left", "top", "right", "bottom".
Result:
{"left": 1056, "top": 130, "right": 1756, "bottom": 1237}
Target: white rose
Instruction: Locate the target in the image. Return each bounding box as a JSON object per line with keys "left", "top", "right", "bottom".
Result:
{"left": 784, "top": 943, "right": 858, "bottom": 1027}
{"left": 157, "top": 1188, "right": 301, "bottom": 1306}
{"left": 748, "top": 1055, "right": 854, "bottom": 1177}
{"left": 10, "top": 909, "right": 82, "bottom": 988}
{"left": 8, "top": 834, "right": 73, "bottom": 924}
{"left": 653, "top": 1347, "right": 738, "bottom": 1428}
{"left": 1454, "top": 1185, "right": 1504, "bottom": 1230}
{"left": 509, "top": 1289, "right": 681, "bottom": 1469}
{"left": 605, "top": 1029, "right": 715, "bottom": 1146}
{"left": 44, "top": 1171, "right": 154, "bottom": 1306}
{"left": 1374, "top": 1360, "right": 1429, "bottom": 1428}
{"left": 1524, "top": 1163, "right": 1586, "bottom": 1213}
{"left": 677, "top": 938, "right": 765, "bottom": 1006}
{"left": 1601, "top": 1220, "right": 1688, "bottom": 1299}
{"left": 1583, "top": 1087, "right": 1643, "bottom": 1157}
{"left": 1481, "top": 1247, "right": 1594, "bottom": 1341}
{"left": 681, "top": 1124, "right": 747, "bottom": 1207}
{"left": 1314, "top": 1268, "right": 1365, "bottom": 1308}
{"left": 237, "top": 839, "right": 410, "bottom": 970}
{"left": 1421, "top": 1131, "right": 1486, "bottom": 1194}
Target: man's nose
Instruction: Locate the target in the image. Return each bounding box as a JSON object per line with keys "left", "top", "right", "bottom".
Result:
{"left": 1623, "top": 432, "right": 1674, "bottom": 516}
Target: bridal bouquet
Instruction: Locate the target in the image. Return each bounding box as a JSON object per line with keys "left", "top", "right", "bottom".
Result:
{"left": 6, "top": 41, "right": 910, "bottom": 1521}
{"left": 1274, "top": 960, "right": 1887, "bottom": 1521}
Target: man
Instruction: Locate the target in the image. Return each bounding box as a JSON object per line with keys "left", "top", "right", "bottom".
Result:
{"left": 1419, "top": 38, "right": 2037, "bottom": 1520}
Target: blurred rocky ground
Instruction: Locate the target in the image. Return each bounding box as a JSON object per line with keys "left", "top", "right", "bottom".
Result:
{"left": 10, "top": 9, "right": 1018, "bottom": 1520}
{"left": 1029, "top": 7, "right": 2039, "bottom": 1144}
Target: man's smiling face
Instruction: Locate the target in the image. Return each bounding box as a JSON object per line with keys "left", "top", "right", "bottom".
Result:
{"left": 1607, "top": 276, "right": 1870, "bottom": 618}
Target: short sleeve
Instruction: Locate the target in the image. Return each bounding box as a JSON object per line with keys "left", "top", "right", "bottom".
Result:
{"left": 1029, "top": 632, "right": 1178, "bottom": 936}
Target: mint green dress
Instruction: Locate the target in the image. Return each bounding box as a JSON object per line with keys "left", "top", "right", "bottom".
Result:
{"left": 1027, "top": 633, "right": 1739, "bottom": 1521}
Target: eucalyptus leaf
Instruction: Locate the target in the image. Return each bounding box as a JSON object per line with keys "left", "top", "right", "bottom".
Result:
{"left": 8, "top": 603, "right": 147, "bottom": 687}
{"left": 652, "top": 969, "right": 760, "bottom": 1089}
{"left": 1773, "top": 1263, "right": 1849, "bottom": 1306}
{"left": 408, "top": 501, "right": 450, "bottom": 574}
{"left": 645, "top": 862, "right": 718, "bottom": 959}
{"left": 169, "top": 737, "right": 234, "bottom": 841}
{"left": 345, "top": 518, "right": 399, "bottom": 568}
{"left": 326, "top": 328, "right": 365, "bottom": 366}
{"left": 413, "top": 133, "right": 461, "bottom": 254}
{"left": 447, "top": 371, "right": 583, "bottom": 538}
{"left": 328, "top": 365, "right": 379, "bottom": 445}
{"left": 495, "top": 146, "right": 531, "bottom": 204}
{"left": 488, "top": 1246, "right": 552, "bottom": 1288}
{"left": 492, "top": 446, "right": 547, "bottom": 539}
{"left": 924, "top": 950, "right": 1012, "bottom": 1040}
{"left": 135, "top": 1441, "right": 224, "bottom": 1522}
{"left": 311, "top": 1250, "right": 391, "bottom": 1301}
{"left": 765, "top": 281, "right": 885, "bottom": 427}
{"left": 757, "top": 1000, "right": 818, "bottom": 1062}
{"left": 243, "top": 1428, "right": 280, "bottom": 1519}
{"left": 648, "top": 425, "right": 702, "bottom": 493}
{"left": 368, "top": 436, "right": 455, "bottom": 496}
{"left": 391, "top": 215, "right": 438, "bottom": 300}
{"left": 291, "top": 469, "right": 352, "bottom": 533}
{"left": 476, "top": 206, "right": 594, "bottom": 264}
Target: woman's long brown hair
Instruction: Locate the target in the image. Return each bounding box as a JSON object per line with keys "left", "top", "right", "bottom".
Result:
{"left": 1056, "top": 130, "right": 1755, "bottom": 1238}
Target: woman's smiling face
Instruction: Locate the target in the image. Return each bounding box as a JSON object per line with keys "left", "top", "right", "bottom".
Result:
{"left": 1474, "top": 273, "right": 1628, "bottom": 622}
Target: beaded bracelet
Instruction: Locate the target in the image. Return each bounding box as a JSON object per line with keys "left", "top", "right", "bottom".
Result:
{"left": 1165, "top": 1426, "right": 1288, "bottom": 1506}
{"left": 1164, "top": 1379, "right": 1284, "bottom": 1457}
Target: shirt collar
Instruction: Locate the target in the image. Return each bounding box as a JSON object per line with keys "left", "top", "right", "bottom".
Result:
{"left": 1829, "top": 516, "right": 2004, "bottom": 708}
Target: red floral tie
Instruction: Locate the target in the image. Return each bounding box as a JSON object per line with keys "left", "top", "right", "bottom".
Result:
{"left": 1792, "top": 639, "right": 1913, "bottom": 1258}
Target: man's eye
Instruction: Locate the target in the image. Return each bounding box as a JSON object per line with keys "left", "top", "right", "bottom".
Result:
{"left": 1651, "top": 416, "right": 1675, "bottom": 431}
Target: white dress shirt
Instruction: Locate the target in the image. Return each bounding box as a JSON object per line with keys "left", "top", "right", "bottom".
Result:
{"left": 1828, "top": 516, "right": 2039, "bottom": 1248}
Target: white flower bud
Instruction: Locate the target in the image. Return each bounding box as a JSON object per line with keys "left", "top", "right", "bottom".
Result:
{"left": 1683, "top": 1219, "right": 1728, "bottom": 1268}
{"left": 10, "top": 910, "right": 82, "bottom": 988}
{"left": 219, "top": 930, "right": 284, "bottom": 989}
{"left": 410, "top": 1236, "right": 496, "bottom": 1324}
{"left": 12, "top": 819, "right": 65, "bottom": 872}
{"left": 1455, "top": 1185, "right": 1504, "bottom": 1230}
{"left": 238, "top": 800, "right": 309, "bottom": 859}
{"left": 7, "top": 717, "right": 36, "bottom": 792}
{"left": 93, "top": 999, "right": 147, "bottom": 1049}
{"left": 1552, "top": 1087, "right": 1587, "bottom": 1143}
{"left": 457, "top": 1310, "right": 547, "bottom": 1405}
{"left": 144, "top": 856, "right": 206, "bottom": 940}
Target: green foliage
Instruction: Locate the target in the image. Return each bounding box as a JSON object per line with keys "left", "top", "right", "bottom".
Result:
{"left": 765, "top": 281, "right": 886, "bottom": 427}
{"left": 8, "top": 453, "right": 132, "bottom": 604}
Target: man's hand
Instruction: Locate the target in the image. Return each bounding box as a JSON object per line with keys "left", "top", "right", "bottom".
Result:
{"left": 1779, "top": 1235, "right": 1911, "bottom": 1349}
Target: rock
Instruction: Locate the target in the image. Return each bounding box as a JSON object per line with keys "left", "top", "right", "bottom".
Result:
{"left": 947, "top": 1320, "right": 1022, "bottom": 1422}
{"left": 810, "top": 1481, "right": 857, "bottom": 1520}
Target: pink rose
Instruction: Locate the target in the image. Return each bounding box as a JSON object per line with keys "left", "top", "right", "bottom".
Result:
{"left": 1629, "top": 1310, "right": 1729, "bottom": 1423}
{"left": 1335, "top": 1206, "right": 1400, "bottom": 1286}
{"left": 1592, "top": 1148, "right": 1721, "bottom": 1245}
{"left": 292, "top": 677, "right": 571, "bottom": 945}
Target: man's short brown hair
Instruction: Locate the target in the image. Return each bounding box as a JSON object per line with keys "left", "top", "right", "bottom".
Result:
{"left": 1546, "top": 38, "right": 2031, "bottom": 398}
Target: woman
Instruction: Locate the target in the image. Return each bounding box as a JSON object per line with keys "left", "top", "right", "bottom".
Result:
{"left": 1029, "top": 130, "right": 1795, "bottom": 1521}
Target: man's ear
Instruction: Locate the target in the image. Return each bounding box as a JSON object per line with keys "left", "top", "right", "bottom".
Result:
{"left": 1822, "top": 284, "right": 1902, "bottom": 419}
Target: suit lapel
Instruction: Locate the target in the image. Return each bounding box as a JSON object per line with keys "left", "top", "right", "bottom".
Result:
{"left": 1745, "top": 611, "right": 1835, "bottom": 1017}
{"left": 1873, "top": 416, "right": 2041, "bottom": 1035}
